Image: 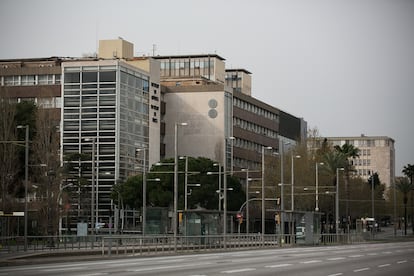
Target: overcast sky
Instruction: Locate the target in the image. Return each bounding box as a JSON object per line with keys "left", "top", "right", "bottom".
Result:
{"left": 1, "top": 0, "right": 413, "bottom": 175}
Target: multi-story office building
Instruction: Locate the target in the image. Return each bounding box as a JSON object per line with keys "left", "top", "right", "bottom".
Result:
{"left": 311, "top": 135, "right": 395, "bottom": 188}
{"left": 60, "top": 39, "right": 160, "bottom": 230}
{"left": 154, "top": 56, "right": 306, "bottom": 173}
{"left": 1, "top": 38, "right": 305, "bottom": 233}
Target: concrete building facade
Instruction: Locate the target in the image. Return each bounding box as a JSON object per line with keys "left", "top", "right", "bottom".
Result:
{"left": 312, "top": 135, "right": 395, "bottom": 188}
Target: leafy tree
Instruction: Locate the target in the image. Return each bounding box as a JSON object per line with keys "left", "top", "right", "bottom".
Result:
{"left": 402, "top": 164, "right": 414, "bottom": 234}
{"left": 396, "top": 177, "right": 413, "bottom": 235}
{"left": 112, "top": 157, "right": 246, "bottom": 212}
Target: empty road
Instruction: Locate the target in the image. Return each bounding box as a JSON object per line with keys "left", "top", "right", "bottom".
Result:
{"left": 1, "top": 241, "right": 413, "bottom": 275}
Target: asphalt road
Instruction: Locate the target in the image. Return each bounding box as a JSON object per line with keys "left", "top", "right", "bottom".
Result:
{"left": 0, "top": 241, "right": 413, "bottom": 276}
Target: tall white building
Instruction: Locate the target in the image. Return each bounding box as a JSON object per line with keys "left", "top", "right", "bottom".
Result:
{"left": 61, "top": 39, "right": 160, "bottom": 230}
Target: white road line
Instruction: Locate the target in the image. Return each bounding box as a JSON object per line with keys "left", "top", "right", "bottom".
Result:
{"left": 378, "top": 264, "right": 391, "bottom": 268}
{"left": 79, "top": 273, "right": 108, "bottom": 276}
{"left": 130, "top": 262, "right": 210, "bottom": 272}
{"left": 397, "top": 260, "right": 407, "bottom": 264}
{"left": 383, "top": 251, "right": 392, "bottom": 254}
{"left": 348, "top": 255, "right": 363, "bottom": 258}
{"left": 327, "top": 257, "right": 345, "bottom": 261}
{"left": 301, "top": 260, "right": 322, "bottom": 264}
{"left": 221, "top": 268, "right": 256, "bottom": 274}
{"left": 354, "top": 267, "right": 370, "bottom": 272}
{"left": 42, "top": 267, "right": 85, "bottom": 272}
{"left": 327, "top": 273, "right": 343, "bottom": 276}
{"left": 265, "top": 263, "right": 292, "bottom": 268}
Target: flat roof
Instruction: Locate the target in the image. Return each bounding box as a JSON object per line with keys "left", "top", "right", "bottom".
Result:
{"left": 153, "top": 54, "right": 225, "bottom": 61}
{"left": 225, "top": 68, "right": 252, "bottom": 74}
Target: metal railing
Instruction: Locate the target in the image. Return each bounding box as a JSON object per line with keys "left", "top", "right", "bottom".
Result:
{"left": 0, "top": 231, "right": 394, "bottom": 256}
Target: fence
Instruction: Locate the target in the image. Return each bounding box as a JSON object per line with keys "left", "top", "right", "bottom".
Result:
{"left": 0, "top": 232, "right": 367, "bottom": 256}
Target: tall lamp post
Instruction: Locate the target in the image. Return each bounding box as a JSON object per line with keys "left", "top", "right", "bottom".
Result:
{"left": 279, "top": 140, "right": 290, "bottom": 242}
{"left": 174, "top": 122, "right": 187, "bottom": 251}
{"left": 242, "top": 169, "right": 250, "bottom": 234}
{"left": 136, "top": 148, "right": 147, "bottom": 236}
{"left": 84, "top": 138, "right": 96, "bottom": 234}
{"left": 291, "top": 154, "right": 301, "bottom": 239}
{"left": 17, "top": 125, "right": 29, "bottom": 251}
{"left": 315, "top": 162, "right": 324, "bottom": 212}
{"left": 223, "top": 136, "right": 235, "bottom": 249}
{"left": 336, "top": 167, "right": 344, "bottom": 237}
{"left": 261, "top": 146, "right": 272, "bottom": 244}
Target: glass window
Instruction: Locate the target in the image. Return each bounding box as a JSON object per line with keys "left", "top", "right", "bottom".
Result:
{"left": 99, "top": 71, "right": 116, "bottom": 82}
{"left": 65, "top": 72, "right": 80, "bottom": 83}
{"left": 82, "top": 71, "right": 97, "bottom": 83}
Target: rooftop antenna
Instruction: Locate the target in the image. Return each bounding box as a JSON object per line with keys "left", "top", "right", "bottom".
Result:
{"left": 152, "top": 44, "right": 157, "bottom": 56}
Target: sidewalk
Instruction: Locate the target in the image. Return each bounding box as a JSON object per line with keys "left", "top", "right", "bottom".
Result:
{"left": 0, "top": 247, "right": 104, "bottom": 267}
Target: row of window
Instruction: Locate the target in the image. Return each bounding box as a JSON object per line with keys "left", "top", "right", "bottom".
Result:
{"left": 159, "top": 58, "right": 215, "bottom": 78}
{"left": 233, "top": 97, "right": 279, "bottom": 122}
{"left": 233, "top": 117, "right": 278, "bottom": 139}
{"left": 0, "top": 74, "right": 61, "bottom": 86}
{"left": 233, "top": 137, "right": 270, "bottom": 154}
{"left": 352, "top": 158, "right": 371, "bottom": 166}
{"left": 7, "top": 97, "right": 62, "bottom": 108}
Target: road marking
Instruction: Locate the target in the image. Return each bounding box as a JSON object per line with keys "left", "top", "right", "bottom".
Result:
{"left": 265, "top": 263, "right": 292, "bottom": 268}
{"left": 327, "top": 273, "right": 343, "bottom": 276}
{"left": 354, "top": 267, "right": 370, "bottom": 272}
{"left": 130, "top": 262, "right": 210, "bottom": 272}
{"left": 327, "top": 257, "right": 345, "bottom": 261}
{"left": 397, "top": 260, "right": 407, "bottom": 264}
{"left": 348, "top": 255, "right": 363, "bottom": 258}
{"left": 301, "top": 260, "right": 322, "bottom": 264}
{"left": 221, "top": 268, "right": 256, "bottom": 273}
{"left": 383, "top": 251, "right": 392, "bottom": 254}
{"left": 43, "top": 267, "right": 85, "bottom": 272}
{"left": 79, "top": 274, "right": 108, "bottom": 276}
{"left": 378, "top": 264, "right": 391, "bottom": 268}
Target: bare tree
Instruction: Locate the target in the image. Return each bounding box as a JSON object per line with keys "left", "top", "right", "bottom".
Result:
{"left": 0, "top": 93, "right": 20, "bottom": 236}
{"left": 31, "top": 108, "right": 61, "bottom": 235}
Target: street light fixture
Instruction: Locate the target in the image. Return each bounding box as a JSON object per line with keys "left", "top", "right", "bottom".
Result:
{"left": 136, "top": 148, "right": 147, "bottom": 236}
{"left": 174, "top": 122, "right": 187, "bottom": 251}
{"left": 315, "top": 162, "right": 324, "bottom": 212}
{"left": 336, "top": 167, "right": 345, "bottom": 237}
{"left": 84, "top": 137, "right": 97, "bottom": 234}
{"left": 261, "top": 146, "right": 272, "bottom": 244}
{"left": 279, "top": 140, "right": 290, "bottom": 243}
{"left": 223, "top": 136, "right": 235, "bottom": 249}
{"left": 16, "top": 125, "right": 29, "bottom": 251}
{"left": 290, "top": 154, "right": 301, "bottom": 240}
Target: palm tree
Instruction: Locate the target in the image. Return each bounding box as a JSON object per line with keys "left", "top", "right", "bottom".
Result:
{"left": 321, "top": 151, "right": 347, "bottom": 186}
{"left": 402, "top": 164, "right": 414, "bottom": 234}
{"left": 396, "top": 177, "right": 413, "bottom": 235}
{"left": 334, "top": 144, "right": 360, "bottom": 223}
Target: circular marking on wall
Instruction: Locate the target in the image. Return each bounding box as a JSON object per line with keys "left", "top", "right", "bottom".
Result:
{"left": 208, "top": 99, "right": 218, "bottom": 108}
{"left": 208, "top": 109, "right": 218, "bottom": 118}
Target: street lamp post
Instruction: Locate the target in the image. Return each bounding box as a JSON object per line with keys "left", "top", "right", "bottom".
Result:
{"left": 223, "top": 136, "right": 235, "bottom": 249}
{"left": 315, "top": 162, "right": 324, "bottom": 212}
{"left": 84, "top": 138, "right": 96, "bottom": 235}
{"left": 17, "top": 125, "right": 29, "bottom": 251}
{"left": 242, "top": 169, "right": 250, "bottom": 234}
{"left": 336, "top": 167, "right": 344, "bottom": 237}
{"left": 136, "top": 148, "right": 147, "bottom": 236}
{"left": 261, "top": 146, "right": 272, "bottom": 244}
{"left": 174, "top": 122, "right": 187, "bottom": 251}
{"left": 279, "top": 140, "right": 289, "bottom": 243}
{"left": 291, "top": 154, "right": 301, "bottom": 240}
